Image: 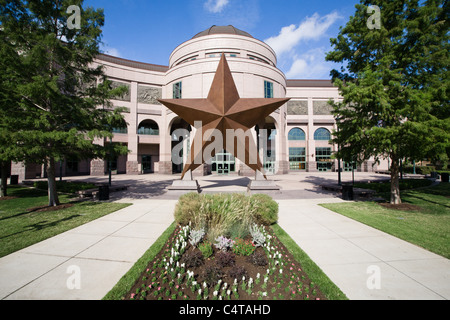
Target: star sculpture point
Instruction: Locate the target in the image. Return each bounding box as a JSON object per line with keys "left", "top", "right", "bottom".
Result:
{"left": 159, "top": 54, "right": 290, "bottom": 179}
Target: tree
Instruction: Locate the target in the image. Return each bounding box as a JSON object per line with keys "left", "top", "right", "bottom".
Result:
{"left": 0, "top": 0, "right": 128, "bottom": 206}
{"left": 326, "top": 0, "right": 449, "bottom": 204}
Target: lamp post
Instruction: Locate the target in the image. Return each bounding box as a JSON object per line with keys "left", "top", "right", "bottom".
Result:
{"left": 336, "top": 117, "right": 342, "bottom": 186}
{"left": 108, "top": 136, "right": 112, "bottom": 187}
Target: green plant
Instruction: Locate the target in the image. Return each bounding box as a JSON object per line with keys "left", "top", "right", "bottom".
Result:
{"left": 189, "top": 227, "right": 205, "bottom": 247}
{"left": 174, "top": 193, "right": 202, "bottom": 225}
{"left": 216, "top": 251, "right": 236, "bottom": 267}
{"left": 180, "top": 250, "right": 204, "bottom": 268}
{"left": 198, "top": 241, "right": 213, "bottom": 258}
{"left": 249, "top": 224, "right": 266, "bottom": 247}
{"left": 232, "top": 238, "right": 255, "bottom": 256}
{"left": 173, "top": 193, "right": 276, "bottom": 242}
{"left": 228, "top": 266, "right": 247, "bottom": 282}
{"left": 248, "top": 251, "right": 268, "bottom": 266}
{"left": 250, "top": 194, "right": 279, "bottom": 225}
{"left": 202, "top": 264, "right": 223, "bottom": 287}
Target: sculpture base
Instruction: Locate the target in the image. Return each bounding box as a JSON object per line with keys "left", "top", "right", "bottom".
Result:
{"left": 247, "top": 180, "right": 280, "bottom": 191}
{"left": 167, "top": 179, "right": 201, "bottom": 193}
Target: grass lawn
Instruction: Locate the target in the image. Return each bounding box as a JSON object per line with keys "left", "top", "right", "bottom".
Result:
{"left": 321, "top": 183, "right": 450, "bottom": 259}
{"left": 0, "top": 185, "right": 131, "bottom": 258}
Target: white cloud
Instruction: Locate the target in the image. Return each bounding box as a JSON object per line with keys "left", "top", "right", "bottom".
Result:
{"left": 264, "top": 12, "right": 341, "bottom": 57}
{"left": 104, "top": 48, "right": 121, "bottom": 58}
{"left": 285, "top": 48, "right": 334, "bottom": 79}
{"left": 204, "top": 0, "right": 230, "bottom": 13}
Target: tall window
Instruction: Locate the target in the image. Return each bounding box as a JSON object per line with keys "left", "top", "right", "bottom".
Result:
{"left": 316, "top": 147, "right": 332, "bottom": 171}
{"left": 264, "top": 81, "right": 273, "bottom": 98}
{"left": 288, "top": 128, "right": 306, "bottom": 141}
{"left": 289, "top": 147, "right": 306, "bottom": 170}
{"left": 314, "top": 128, "right": 331, "bottom": 141}
{"left": 173, "top": 82, "right": 182, "bottom": 99}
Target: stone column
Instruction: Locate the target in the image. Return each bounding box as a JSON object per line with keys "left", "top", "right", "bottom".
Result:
{"left": 126, "top": 81, "right": 140, "bottom": 175}
{"left": 307, "top": 98, "right": 317, "bottom": 172}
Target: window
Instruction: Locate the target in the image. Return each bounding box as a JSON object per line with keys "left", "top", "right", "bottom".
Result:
{"left": 316, "top": 147, "right": 332, "bottom": 171}
{"left": 138, "top": 120, "right": 159, "bottom": 135}
{"left": 314, "top": 128, "right": 331, "bottom": 141}
{"left": 112, "top": 127, "right": 127, "bottom": 134}
{"left": 288, "top": 128, "right": 306, "bottom": 141}
{"left": 264, "top": 81, "right": 273, "bottom": 98}
{"left": 173, "top": 82, "right": 182, "bottom": 99}
{"left": 289, "top": 147, "right": 306, "bottom": 170}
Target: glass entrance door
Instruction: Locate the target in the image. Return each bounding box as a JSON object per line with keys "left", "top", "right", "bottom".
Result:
{"left": 212, "top": 151, "right": 235, "bottom": 175}
{"left": 142, "top": 155, "right": 152, "bottom": 174}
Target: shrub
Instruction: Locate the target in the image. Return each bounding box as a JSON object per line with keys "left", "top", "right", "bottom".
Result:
{"left": 249, "top": 224, "right": 265, "bottom": 247}
{"left": 248, "top": 251, "right": 268, "bottom": 266}
{"left": 198, "top": 241, "right": 213, "bottom": 259}
{"left": 173, "top": 193, "right": 278, "bottom": 241}
{"left": 189, "top": 227, "right": 205, "bottom": 247}
{"left": 202, "top": 264, "right": 223, "bottom": 287}
{"left": 180, "top": 250, "right": 204, "bottom": 268}
{"left": 232, "top": 238, "right": 255, "bottom": 256}
{"left": 216, "top": 251, "right": 235, "bottom": 268}
{"left": 174, "top": 193, "right": 201, "bottom": 225}
{"left": 214, "top": 235, "right": 234, "bottom": 252}
{"left": 250, "top": 194, "right": 278, "bottom": 225}
{"left": 228, "top": 266, "right": 247, "bottom": 282}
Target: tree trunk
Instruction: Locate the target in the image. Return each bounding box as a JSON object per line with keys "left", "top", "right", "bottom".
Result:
{"left": 0, "top": 161, "right": 7, "bottom": 197}
{"left": 390, "top": 156, "right": 402, "bottom": 204}
{"left": 46, "top": 157, "right": 60, "bottom": 206}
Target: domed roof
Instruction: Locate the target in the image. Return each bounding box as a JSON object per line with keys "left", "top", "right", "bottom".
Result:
{"left": 192, "top": 25, "right": 253, "bottom": 39}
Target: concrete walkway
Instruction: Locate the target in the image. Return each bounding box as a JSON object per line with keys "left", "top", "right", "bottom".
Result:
{"left": 0, "top": 172, "right": 449, "bottom": 300}
{"left": 0, "top": 199, "right": 176, "bottom": 300}
{"left": 277, "top": 199, "right": 450, "bottom": 300}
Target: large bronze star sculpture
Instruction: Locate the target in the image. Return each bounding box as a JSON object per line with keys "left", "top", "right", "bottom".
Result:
{"left": 159, "top": 54, "right": 290, "bottom": 180}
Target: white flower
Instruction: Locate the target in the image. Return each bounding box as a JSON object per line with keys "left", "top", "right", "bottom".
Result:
{"left": 279, "top": 269, "right": 283, "bottom": 274}
{"left": 213, "top": 291, "right": 218, "bottom": 296}
{"left": 227, "top": 290, "right": 231, "bottom": 296}
{"left": 262, "top": 291, "right": 267, "bottom": 297}
{"left": 198, "top": 289, "right": 202, "bottom": 295}
{"left": 203, "top": 282, "right": 207, "bottom": 288}
{"left": 256, "top": 273, "right": 260, "bottom": 279}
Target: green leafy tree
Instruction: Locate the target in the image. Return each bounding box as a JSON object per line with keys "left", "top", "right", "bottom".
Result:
{"left": 0, "top": 0, "right": 128, "bottom": 205}
{"left": 326, "top": 0, "right": 449, "bottom": 204}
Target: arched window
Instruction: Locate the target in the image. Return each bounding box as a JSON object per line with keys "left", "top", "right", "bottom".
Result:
{"left": 112, "top": 119, "right": 128, "bottom": 134}
{"left": 288, "top": 128, "right": 306, "bottom": 141}
{"left": 314, "top": 128, "right": 331, "bottom": 141}
{"left": 138, "top": 120, "right": 159, "bottom": 135}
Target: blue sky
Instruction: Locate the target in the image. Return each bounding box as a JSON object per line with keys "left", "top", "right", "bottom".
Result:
{"left": 84, "top": 0, "right": 360, "bottom": 79}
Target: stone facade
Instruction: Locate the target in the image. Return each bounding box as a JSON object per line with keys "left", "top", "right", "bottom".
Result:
{"left": 287, "top": 100, "right": 308, "bottom": 115}
{"left": 137, "top": 85, "right": 162, "bottom": 105}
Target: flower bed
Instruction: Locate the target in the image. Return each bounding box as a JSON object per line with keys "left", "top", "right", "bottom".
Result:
{"left": 125, "top": 223, "right": 326, "bottom": 301}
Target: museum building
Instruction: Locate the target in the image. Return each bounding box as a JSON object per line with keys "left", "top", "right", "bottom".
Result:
{"left": 12, "top": 25, "right": 385, "bottom": 180}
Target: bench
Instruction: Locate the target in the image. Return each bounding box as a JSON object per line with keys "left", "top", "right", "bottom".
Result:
{"left": 321, "top": 184, "right": 376, "bottom": 198}
{"left": 77, "top": 185, "right": 128, "bottom": 199}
